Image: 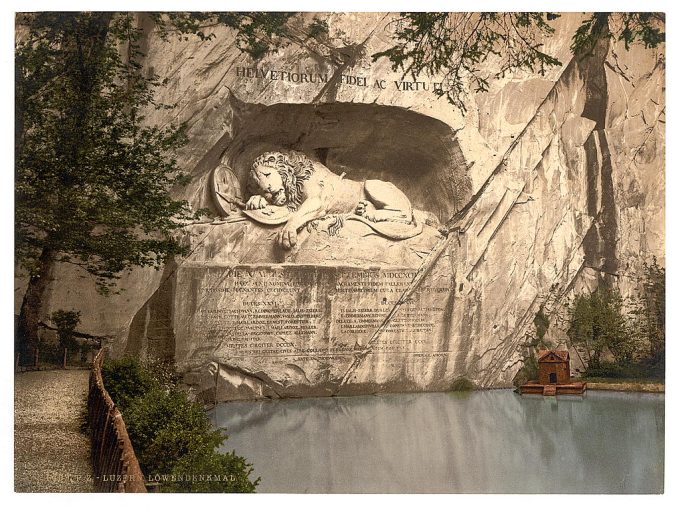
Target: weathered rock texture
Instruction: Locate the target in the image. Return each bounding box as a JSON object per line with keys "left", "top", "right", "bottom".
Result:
{"left": 15, "top": 13, "right": 665, "bottom": 399}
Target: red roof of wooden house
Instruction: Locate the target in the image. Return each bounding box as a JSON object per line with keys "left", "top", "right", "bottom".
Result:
{"left": 538, "top": 349, "right": 570, "bottom": 362}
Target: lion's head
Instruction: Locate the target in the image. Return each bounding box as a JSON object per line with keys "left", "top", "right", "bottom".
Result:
{"left": 248, "top": 151, "right": 315, "bottom": 210}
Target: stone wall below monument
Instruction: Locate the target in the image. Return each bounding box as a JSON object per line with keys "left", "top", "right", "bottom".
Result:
{"left": 133, "top": 259, "right": 460, "bottom": 401}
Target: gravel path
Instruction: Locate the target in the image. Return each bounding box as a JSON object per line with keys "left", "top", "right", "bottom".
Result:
{"left": 15, "top": 370, "right": 95, "bottom": 492}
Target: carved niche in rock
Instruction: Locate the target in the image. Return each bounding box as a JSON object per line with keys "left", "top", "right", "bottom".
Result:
{"left": 215, "top": 150, "right": 425, "bottom": 250}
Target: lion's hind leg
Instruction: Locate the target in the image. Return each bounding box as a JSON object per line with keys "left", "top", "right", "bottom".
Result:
{"left": 356, "top": 180, "right": 413, "bottom": 223}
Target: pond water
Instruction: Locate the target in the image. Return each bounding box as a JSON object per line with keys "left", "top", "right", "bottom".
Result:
{"left": 210, "top": 390, "right": 664, "bottom": 493}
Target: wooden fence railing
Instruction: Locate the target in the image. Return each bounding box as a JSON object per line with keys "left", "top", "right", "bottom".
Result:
{"left": 88, "top": 348, "right": 147, "bottom": 492}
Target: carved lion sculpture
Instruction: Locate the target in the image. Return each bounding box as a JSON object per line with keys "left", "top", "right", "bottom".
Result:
{"left": 245, "top": 150, "right": 419, "bottom": 249}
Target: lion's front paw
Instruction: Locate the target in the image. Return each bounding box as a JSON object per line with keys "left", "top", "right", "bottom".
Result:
{"left": 355, "top": 200, "right": 376, "bottom": 221}
{"left": 277, "top": 226, "right": 298, "bottom": 250}
{"left": 246, "top": 195, "right": 268, "bottom": 210}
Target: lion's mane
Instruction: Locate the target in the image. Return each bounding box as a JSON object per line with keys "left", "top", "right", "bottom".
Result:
{"left": 249, "top": 150, "right": 315, "bottom": 211}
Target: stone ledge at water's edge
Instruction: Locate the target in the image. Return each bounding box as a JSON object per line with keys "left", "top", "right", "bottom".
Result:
{"left": 584, "top": 381, "right": 664, "bottom": 393}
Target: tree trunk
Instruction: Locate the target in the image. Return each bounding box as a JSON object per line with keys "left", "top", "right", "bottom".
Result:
{"left": 16, "top": 247, "right": 55, "bottom": 366}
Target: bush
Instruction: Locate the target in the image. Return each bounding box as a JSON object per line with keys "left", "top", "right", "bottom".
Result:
{"left": 567, "top": 288, "right": 632, "bottom": 368}
{"left": 162, "top": 448, "right": 258, "bottom": 493}
{"left": 102, "top": 357, "right": 259, "bottom": 492}
{"left": 583, "top": 361, "right": 644, "bottom": 379}
{"left": 140, "top": 356, "right": 182, "bottom": 391}
{"left": 584, "top": 360, "right": 663, "bottom": 381}
{"left": 124, "top": 388, "right": 218, "bottom": 472}
{"left": 449, "top": 377, "right": 476, "bottom": 392}
{"left": 512, "top": 355, "right": 538, "bottom": 387}
{"left": 567, "top": 264, "right": 665, "bottom": 381}
{"left": 513, "top": 308, "right": 546, "bottom": 388}
{"left": 51, "top": 309, "right": 81, "bottom": 353}
{"left": 101, "top": 357, "right": 156, "bottom": 410}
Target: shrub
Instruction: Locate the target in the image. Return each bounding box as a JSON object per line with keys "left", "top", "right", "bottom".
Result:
{"left": 141, "top": 356, "right": 182, "bottom": 391}
{"left": 123, "top": 388, "right": 217, "bottom": 473}
{"left": 567, "top": 288, "right": 632, "bottom": 368}
{"left": 161, "top": 448, "right": 259, "bottom": 493}
{"left": 51, "top": 309, "right": 81, "bottom": 354}
{"left": 101, "top": 357, "right": 156, "bottom": 410}
{"left": 583, "top": 361, "right": 644, "bottom": 379}
{"left": 566, "top": 264, "right": 665, "bottom": 381}
{"left": 102, "top": 357, "right": 259, "bottom": 492}
{"left": 513, "top": 308, "right": 545, "bottom": 388}
{"left": 512, "top": 354, "right": 538, "bottom": 387}
{"left": 449, "top": 377, "right": 476, "bottom": 392}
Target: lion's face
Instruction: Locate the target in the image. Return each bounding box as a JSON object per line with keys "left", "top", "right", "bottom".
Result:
{"left": 251, "top": 164, "right": 287, "bottom": 206}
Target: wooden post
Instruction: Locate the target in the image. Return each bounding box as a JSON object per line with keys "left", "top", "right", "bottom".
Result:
{"left": 63, "top": 347, "right": 68, "bottom": 369}
{"left": 34, "top": 346, "right": 39, "bottom": 368}
{"left": 214, "top": 363, "right": 219, "bottom": 407}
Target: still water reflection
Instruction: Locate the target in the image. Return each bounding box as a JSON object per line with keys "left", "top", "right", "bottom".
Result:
{"left": 210, "top": 390, "right": 664, "bottom": 493}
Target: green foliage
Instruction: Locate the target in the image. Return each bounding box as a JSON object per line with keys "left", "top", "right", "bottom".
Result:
{"left": 372, "top": 12, "right": 562, "bottom": 111}
{"left": 162, "top": 447, "right": 258, "bottom": 493}
{"left": 566, "top": 263, "right": 665, "bottom": 380}
{"left": 124, "top": 388, "right": 219, "bottom": 473}
{"left": 102, "top": 357, "right": 259, "bottom": 492}
{"left": 513, "top": 308, "right": 547, "bottom": 387}
{"left": 449, "top": 377, "right": 475, "bottom": 392}
{"left": 150, "top": 12, "right": 332, "bottom": 62}
{"left": 581, "top": 361, "right": 648, "bottom": 380}
{"left": 140, "top": 356, "right": 182, "bottom": 391}
{"left": 567, "top": 288, "right": 631, "bottom": 368}
{"left": 101, "top": 357, "right": 156, "bottom": 410}
{"left": 146, "top": 11, "right": 662, "bottom": 114}
{"left": 513, "top": 349, "right": 539, "bottom": 388}
{"left": 571, "top": 12, "right": 665, "bottom": 56}
{"left": 640, "top": 258, "right": 665, "bottom": 360}
{"left": 371, "top": 12, "right": 664, "bottom": 111}
{"left": 152, "top": 12, "right": 297, "bottom": 59}
{"left": 307, "top": 18, "right": 330, "bottom": 39}
{"left": 570, "top": 12, "right": 611, "bottom": 56}
{"left": 533, "top": 305, "right": 550, "bottom": 344}
{"left": 50, "top": 309, "right": 81, "bottom": 352}
{"left": 523, "top": 355, "right": 539, "bottom": 381}
{"left": 628, "top": 258, "right": 665, "bottom": 377}
{"left": 16, "top": 13, "right": 197, "bottom": 291}
{"left": 195, "top": 11, "right": 663, "bottom": 114}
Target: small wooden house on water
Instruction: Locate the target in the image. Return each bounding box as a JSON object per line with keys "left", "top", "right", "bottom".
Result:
{"left": 520, "top": 349, "right": 586, "bottom": 396}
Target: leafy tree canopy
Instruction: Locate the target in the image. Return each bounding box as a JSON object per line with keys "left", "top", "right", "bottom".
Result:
{"left": 565, "top": 261, "right": 665, "bottom": 380}
{"left": 16, "top": 12, "right": 197, "bottom": 291}
{"left": 373, "top": 13, "right": 562, "bottom": 111}
{"left": 566, "top": 288, "right": 631, "bottom": 368}
{"left": 372, "top": 12, "right": 664, "bottom": 110}
{"left": 628, "top": 257, "right": 665, "bottom": 373}
{"left": 571, "top": 12, "right": 665, "bottom": 55}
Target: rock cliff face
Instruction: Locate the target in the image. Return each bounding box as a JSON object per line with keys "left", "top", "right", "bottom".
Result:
{"left": 16, "top": 13, "right": 664, "bottom": 398}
